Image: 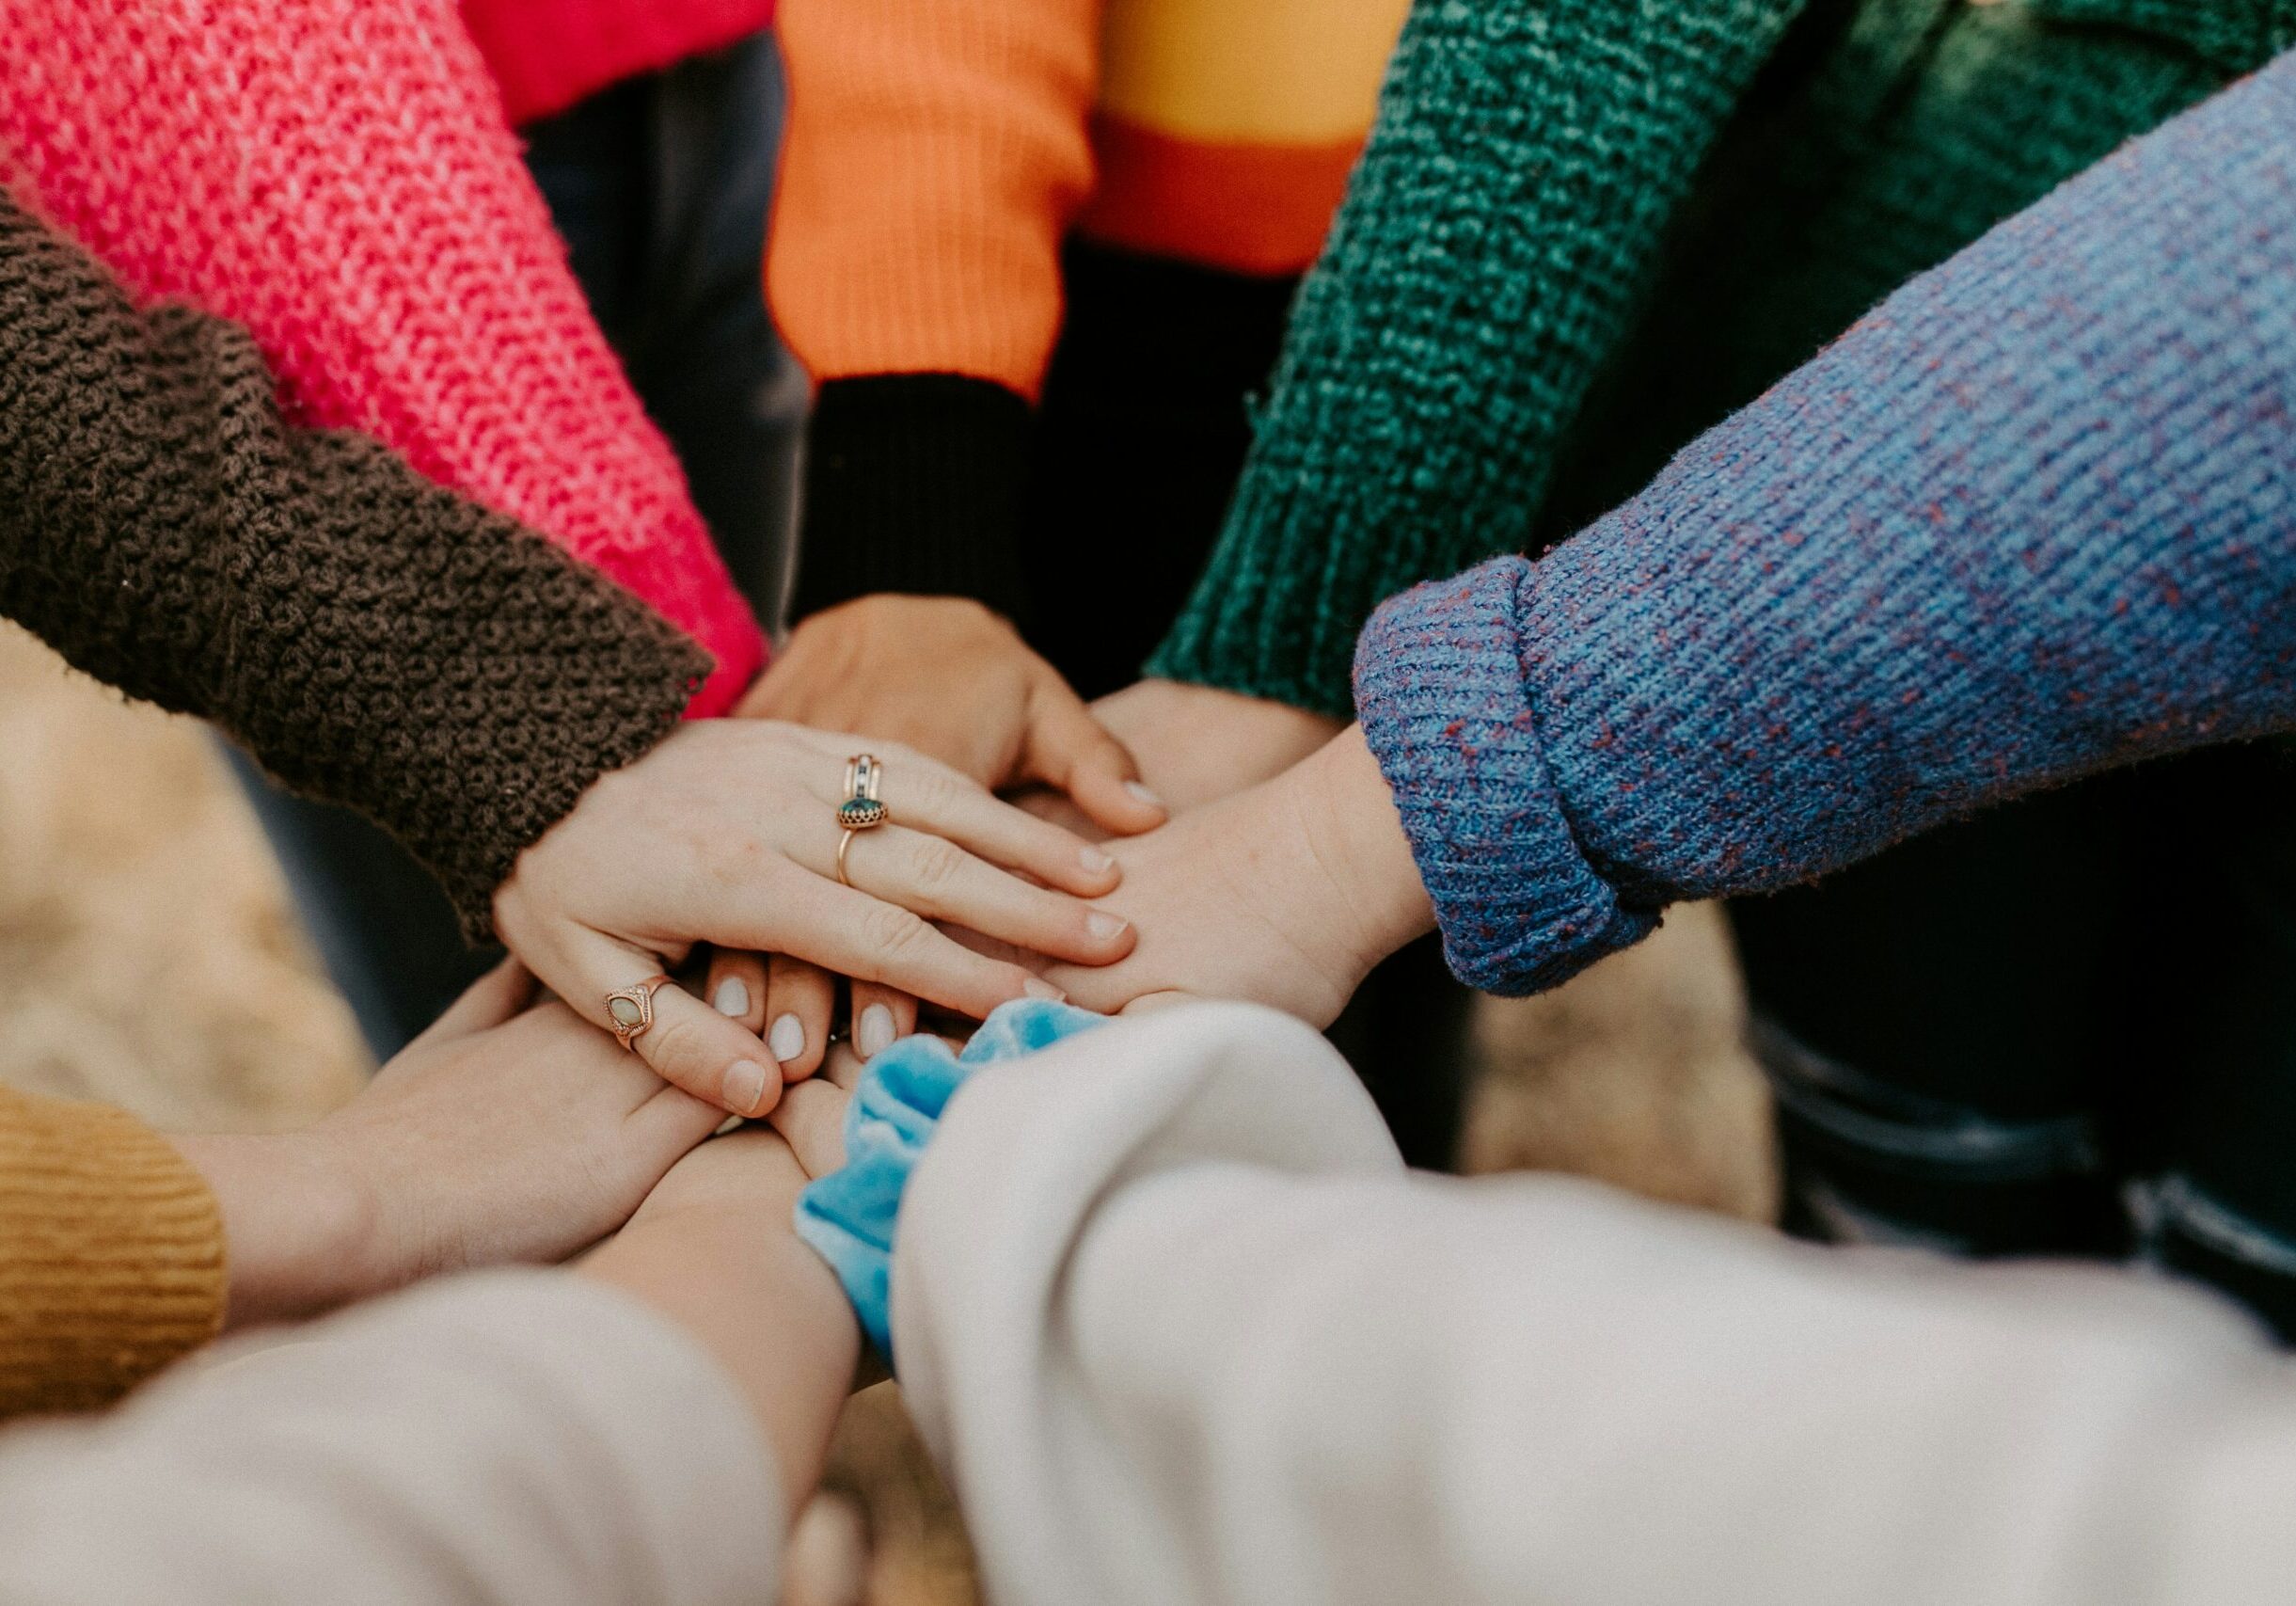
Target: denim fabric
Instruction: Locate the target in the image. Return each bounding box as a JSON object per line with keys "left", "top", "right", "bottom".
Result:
{"left": 230, "top": 33, "right": 800, "bottom": 1058}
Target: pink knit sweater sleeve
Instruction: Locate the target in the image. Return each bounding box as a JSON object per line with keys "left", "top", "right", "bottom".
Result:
{"left": 0, "top": 0, "right": 764, "bottom": 715}
{"left": 464, "top": 0, "right": 777, "bottom": 126}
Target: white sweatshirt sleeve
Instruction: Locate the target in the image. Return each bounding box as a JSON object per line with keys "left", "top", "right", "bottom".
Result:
{"left": 0, "top": 1269, "right": 783, "bottom": 1606}
{"left": 892, "top": 1002, "right": 2296, "bottom": 1606}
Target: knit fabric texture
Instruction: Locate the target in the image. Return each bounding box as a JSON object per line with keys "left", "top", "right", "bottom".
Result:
{"left": 1154, "top": 0, "right": 2293, "bottom": 716}
{"left": 787, "top": 375, "right": 1039, "bottom": 625}
{"left": 1150, "top": 0, "right": 1809, "bottom": 715}
{"left": 0, "top": 1085, "right": 223, "bottom": 1419}
{"left": 1542, "top": 0, "right": 2292, "bottom": 539}
{"left": 0, "top": 191, "right": 708, "bottom": 940}
{"left": 767, "top": 0, "right": 1408, "bottom": 628}
{"left": 1354, "top": 54, "right": 2296, "bottom": 995}
{"left": 0, "top": 0, "right": 763, "bottom": 714}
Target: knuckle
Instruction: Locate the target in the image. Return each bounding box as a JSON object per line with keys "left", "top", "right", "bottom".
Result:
{"left": 642, "top": 1014, "right": 712, "bottom": 1077}
{"left": 908, "top": 835, "right": 970, "bottom": 897}
{"left": 860, "top": 901, "right": 930, "bottom": 963}
{"left": 909, "top": 764, "right": 961, "bottom": 818}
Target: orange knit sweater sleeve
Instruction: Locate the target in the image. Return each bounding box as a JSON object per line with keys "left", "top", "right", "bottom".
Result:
{"left": 768, "top": 0, "right": 1100, "bottom": 399}
{"left": 0, "top": 1085, "right": 224, "bottom": 1419}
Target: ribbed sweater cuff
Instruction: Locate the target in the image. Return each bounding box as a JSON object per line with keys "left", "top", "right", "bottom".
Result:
{"left": 1353, "top": 558, "right": 1655, "bottom": 995}
{"left": 0, "top": 1089, "right": 224, "bottom": 1418}
{"left": 788, "top": 376, "right": 1037, "bottom": 627}
{"left": 1145, "top": 483, "right": 1374, "bottom": 722}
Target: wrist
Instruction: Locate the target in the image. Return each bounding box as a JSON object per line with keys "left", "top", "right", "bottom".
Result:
{"left": 1289, "top": 724, "right": 1436, "bottom": 976}
{"left": 174, "top": 1130, "right": 380, "bottom": 1328}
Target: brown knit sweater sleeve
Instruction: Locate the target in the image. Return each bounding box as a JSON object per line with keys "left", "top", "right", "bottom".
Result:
{"left": 0, "top": 187, "right": 712, "bottom": 938}
{"left": 0, "top": 1084, "right": 224, "bottom": 1418}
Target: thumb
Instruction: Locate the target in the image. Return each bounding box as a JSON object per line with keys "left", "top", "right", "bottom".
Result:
{"left": 1022, "top": 680, "right": 1166, "bottom": 836}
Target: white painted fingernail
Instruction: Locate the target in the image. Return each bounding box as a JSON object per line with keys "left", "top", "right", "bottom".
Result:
{"left": 723, "top": 1059, "right": 771, "bottom": 1116}
{"left": 1080, "top": 845, "right": 1116, "bottom": 874}
{"left": 768, "top": 1013, "right": 805, "bottom": 1065}
{"left": 713, "top": 978, "right": 751, "bottom": 1018}
{"left": 1125, "top": 781, "right": 1165, "bottom": 810}
{"left": 858, "top": 1004, "right": 895, "bottom": 1059}
{"left": 1086, "top": 910, "right": 1128, "bottom": 941}
{"left": 1022, "top": 978, "right": 1066, "bottom": 1002}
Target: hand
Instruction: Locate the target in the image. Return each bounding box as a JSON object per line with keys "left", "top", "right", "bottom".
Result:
{"left": 493, "top": 720, "right": 1132, "bottom": 1115}
{"left": 1091, "top": 678, "right": 1347, "bottom": 815}
{"left": 177, "top": 962, "right": 724, "bottom": 1328}
{"left": 741, "top": 596, "right": 1167, "bottom": 833}
{"left": 1037, "top": 726, "right": 1436, "bottom": 1026}
{"left": 728, "top": 599, "right": 1164, "bottom": 1072}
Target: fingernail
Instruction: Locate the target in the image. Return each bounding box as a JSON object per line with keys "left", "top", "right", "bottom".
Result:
{"left": 723, "top": 1059, "right": 771, "bottom": 1116}
{"left": 857, "top": 1003, "right": 895, "bottom": 1058}
{"left": 768, "top": 1013, "right": 805, "bottom": 1065}
{"left": 713, "top": 978, "right": 751, "bottom": 1018}
{"left": 1022, "top": 978, "right": 1066, "bottom": 1002}
{"left": 1080, "top": 845, "right": 1116, "bottom": 875}
{"left": 1125, "top": 781, "right": 1165, "bottom": 810}
{"left": 1086, "top": 910, "right": 1128, "bottom": 942}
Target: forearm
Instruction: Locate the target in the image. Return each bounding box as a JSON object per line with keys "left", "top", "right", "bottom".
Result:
{"left": 170, "top": 1133, "right": 371, "bottom": 1332}
{"left": 0, "top": 0, "right": 762, "bottom": 710}
{"left": 1357, "top": 54, "right": 2296, "bottom": 994}
{"left": 1149, "top": 0, "right": 1807, "bottom": 715}
{"left": 0, "top": 193, "right": 706, "bottom": 935}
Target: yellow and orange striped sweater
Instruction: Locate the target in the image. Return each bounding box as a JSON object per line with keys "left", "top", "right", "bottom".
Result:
{"left": 768, "top": 0, "right": 1409, "bottom": 627}
{"left": 772, "top": 0, "right": 1407, "bottom": 396}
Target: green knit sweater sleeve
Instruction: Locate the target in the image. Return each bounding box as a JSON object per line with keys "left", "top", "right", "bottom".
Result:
{"left": 0, "top": 189, "right": 710, "bottom": 939}
{"left": 1148, "top": 0, "right": 1808, "bottom": 717}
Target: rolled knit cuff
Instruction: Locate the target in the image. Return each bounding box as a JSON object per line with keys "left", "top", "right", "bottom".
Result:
{"left": 1353, "top": 558, "right": 1656, "bottom": 995}
{"left": 1143, "top": 486, "right": 1369, "bottom": 722}
{"left": 788, "top": 375, "right": 1037, "bottom": 627}
{"left": 0, "top": 1089, "right": 224, "bottom": 1418}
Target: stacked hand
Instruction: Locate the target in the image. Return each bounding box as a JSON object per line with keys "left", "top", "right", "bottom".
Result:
{"left": 722, "top": 592, "right": 1426, "bottom": 1037}
{"left": 177, "top": 962, "right": 726, "bottom": 1327}
{"left": 496, "top": 592, "right": 1430, "bottom": 1128}
{"left": 492, "top": 718, "right": 1132, "bottom": 1117}
{"left": 1032, "top": 726, "right": 1434, "bottom": 1025}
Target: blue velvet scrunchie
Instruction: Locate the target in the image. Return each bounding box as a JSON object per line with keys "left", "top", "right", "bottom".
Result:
{"left": 794, "top": 998, "right": 1106, "bottom": 1366}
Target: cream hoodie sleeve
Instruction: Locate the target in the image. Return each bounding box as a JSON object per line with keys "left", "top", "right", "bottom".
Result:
{"left": 894, "top": 1003, "right": 2296, "bottom": 1606}
{"left": 0, "top": 1270, "right": 782, "bottom": 1606}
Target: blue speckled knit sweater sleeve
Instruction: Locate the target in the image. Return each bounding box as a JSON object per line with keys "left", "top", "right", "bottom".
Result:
{"left": 1355, "top": 54, "right": 2296, "bottom": 997}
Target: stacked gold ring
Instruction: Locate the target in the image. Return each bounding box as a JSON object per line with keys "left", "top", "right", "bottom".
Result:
{"left": 836, "top": 754, "right": 888, "bottom": 886}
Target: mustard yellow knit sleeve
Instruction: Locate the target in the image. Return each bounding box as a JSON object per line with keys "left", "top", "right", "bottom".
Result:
{"left": 0, "top": 1085, "right": 225, "bottom": 1418}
